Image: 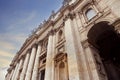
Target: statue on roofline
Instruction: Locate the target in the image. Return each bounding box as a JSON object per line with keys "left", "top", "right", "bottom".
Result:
{"left": 62, "top": 0, "right": 71, "bottom": 6}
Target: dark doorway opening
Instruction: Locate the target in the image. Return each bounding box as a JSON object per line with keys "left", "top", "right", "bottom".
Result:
{"left": 87, "top": 21, "right": 120, "bottom": 80}
{"left": 40, "top": 69, "right": 45, "bottom": 80}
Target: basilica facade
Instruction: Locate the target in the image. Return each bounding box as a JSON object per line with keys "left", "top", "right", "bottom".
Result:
{"left": 6, "top": 0, "right": 120, "bottom": 80}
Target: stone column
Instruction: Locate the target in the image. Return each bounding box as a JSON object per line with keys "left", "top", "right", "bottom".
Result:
{"left": 64, "top": 13, "right": 80, "bottom": 80}
{"left": 8, "top": 69, "right": 14, "bottom": 80}
{"left": 19, "top": 51, "right": 30, "bottom": 80}
{"left": 44, "top": 30, "right": 54, "bottom": 80}
{"left": 11, "top": 63, "right": 19, "bottom": 80}
{"left": 51, "top": 32, "right": 56, "bottom": 80}
{"left": 73, "top": 13, "right": 91, "bottom": 80}
{"left": 64, "top": 12, "right": 90, "bottom": 80}
{"left": 25, "top": 44, "right": 37, "bottom": 80}
{"left": 14, "top": 59, "right": 23, "bottom": 80}
{"left": 31, "top": 42, "right": 42, "bottom": 80}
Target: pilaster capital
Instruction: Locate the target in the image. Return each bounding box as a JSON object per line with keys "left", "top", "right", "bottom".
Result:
{"left": 63, "top": 12, "right": 76, "bottom": 21}
{"left": 21, "top": 55, "right": 25, "bottom": 59}
{"left": 27, "top": 48, "right": 31, "bottom": 54}
{"left": 37, "top": 40, "right": 43, "bottom": 45}
{"left": 31, "top": 43, "right": 38, "bottom": 48}
{"left": 18, "top": 57, "right": 23, "bottom": 63}
{"left": 47, "top": 29, "right": 55, "bottom": 36}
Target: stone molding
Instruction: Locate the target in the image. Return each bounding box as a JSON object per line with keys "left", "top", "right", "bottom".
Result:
{"left": 54, "top": 52, "right": 67, "bottom": 67}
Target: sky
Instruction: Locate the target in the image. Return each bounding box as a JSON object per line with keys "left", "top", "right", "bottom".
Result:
{"left": 0, "top": 0, "right": 63, "bottom": 79}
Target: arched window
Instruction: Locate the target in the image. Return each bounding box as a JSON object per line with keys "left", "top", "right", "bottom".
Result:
{"left": 85, "top": 8, "right": 96, "bottom": 20}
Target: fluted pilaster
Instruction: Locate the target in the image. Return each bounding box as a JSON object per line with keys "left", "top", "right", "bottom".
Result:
{"left": 25, "top": 44, "right": 37, "bottom": 80}
{"left": 64, "top": 12, "right": 81, "bottom": 80}
{"left": 19, "top": 51, "right": 30, "bottom": 80}
{"left": 8, "top": 69, "right": 14, "bottom": 80}
{"left": 44, "top": 30, "right": 55, "bottom": 80}
{"left": 31, "top": 42, "right": 42, "bottom": 80}
{"left": 11, "top": 63, "right": 19, "bottom": 80}
{"left": 14, "top": 59, "right": 23, "bottom": 80}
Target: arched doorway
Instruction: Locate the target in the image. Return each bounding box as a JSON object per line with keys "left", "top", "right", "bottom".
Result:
{"left": 87, "top": 21, "right": 120, "bottom": 80}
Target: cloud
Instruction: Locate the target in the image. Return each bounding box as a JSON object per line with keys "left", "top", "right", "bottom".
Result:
{"left": 11, "top": 33, "right": 27, "bottom": 43}
{"left": 0, "top": 50, "right": 15, "bottom": 58}
{"left": 0, "top": 50, "right": 14, "bottom": 80}
{"left": 0, "top": 33, "right": 27, "bottom": 51}
{"left": 0, "top": 33, "right": 25, "bottom": 68}
{"left": 0, "top": 33, "right": 27, "bottom": 80}
{"left": 0, "top": 58, "right": 12, "bottom": 68}
{"left": 0, "top": 67, "right": 7, "bottom": 80}
{"left": 0, "top": 10, "right": 37, "bottom": 80}
{"left": 8, "top": 11, "right": 37, "bottom": 30}
{"left": 0, "top": 40, "right": 15, "bottom": 50}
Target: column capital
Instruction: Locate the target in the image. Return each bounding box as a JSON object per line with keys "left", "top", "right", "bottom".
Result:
{"left": 37, "top": 40, "right": 43, "bottom": 45}
{"left": 31, "top": 43, "right": 37, "bottom": 48}
{"left": 63, "top": 12, "right": 76, "bottom": 21}
{"left": 27, "top": 48, "right": 31, "bottom": 54}
{"left": 21, "top": 55, "right": 25, "bottom": 60}
{"left": 47, "top": 29, "right": 55, "bottom": 36}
